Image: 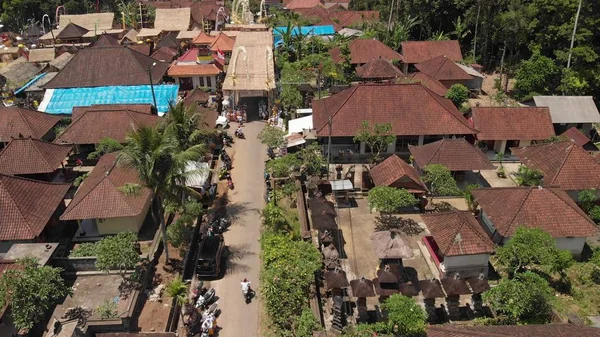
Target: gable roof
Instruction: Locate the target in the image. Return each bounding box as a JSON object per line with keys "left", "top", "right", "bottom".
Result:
{"left": 55, "top": 108, "right": 161, "bottom": 144}
{"left": 0, "top": 174, "right": 70, "bottom": 240}
{"left": 0, "top": 107, "right": 61, "bottom": 142}
{"left": 369, "top": 154, "right": 427, "bottom": 192}
{"left": 209, "top": 33, "right": 235, "bottom": 52}
{"left": 154, "top": 8, "right": 191, "bottom": 31}
{"left": 192, "top": 31, "right": 215, "bottom": 45}
{"left": 28, "top": 48, "right": 56, "bottom": 63}
{"left": 415, "top": 55, "right": 473, "bottom": 81}
{"left": 401, "top": 40, "right": 462, "bottom": 64}
{"left": 511, "top": 140, "right": 600, "bottom": 190}
{"left": 312, "top": 83, "right": 475, "bottom": 137}
{"left": 471, "top": 107, "right": 555, "bottom": 141}
{"left": 409, "top": 138, "right": 494, "bottom": 171}
{"left": 120, "top": 28, "right": 139, "bottom": 43}
{"left": 59, "top": 13, "right": 115, "bottom": 31}
{"left": 422, "top": 211, "right": 494, "bottom": 256}
{"left": 92, "top": 34, "right": 121, "bottom": 47}
{"left": 399, "top": 72, "right": 448, "bottom": 96}
{"left": 0, "top": 138, "right": 72, "bottom": 175}
{"left": 168, "top": 63, "right": 221, "bottom": 76}
{"left": 156, "top": 31, "right": 179, "bottom": 50}
{"left": 56, "top": 22, "right": 89, "bottom": 39}
{"left": 48, "top": 52, "right": 74, "bottom": 70}
{"left": 0, "top": 57, "right": 42, "bottom": 90}
{"left": 330, "top": 39, "right": 403, "bottom": 64}
{"left": 286, "top": 0, "right": 323, "bottom": 9}
{"left": 61, "top": 152, "right": 151, "bottom": 220}
{"left": 427, "top": 324, "right": 600, "bottom": 337}
{"left": 43, "top": 47, "right": 169, "bottom": 89}
{"left": 151, "top": 46, "right": 178, "bottom": 62}
{"left": 533, "top": 96, "right": 600, "bottom": 124}
{"left": 356, "top": 58, "right": 403, "bottom": 80}
{"left": 472, "top": 187, "right": 598, "bottom": 238}
{"left": 561, "top": 127, "right": 595, "bottom": 148}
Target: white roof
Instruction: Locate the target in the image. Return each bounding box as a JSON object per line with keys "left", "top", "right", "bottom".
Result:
{"left": 59, "top": 13, "right": 115, "bottom": 30}
{"left": 296, "top": 108, "right": 312, "bottom": 114}
{"left": 137, "top": 28, "right": 163, "bottom": 38}
{"left": 533, "top": 96, "right": 600, "bottom": 124}
{"left": 154, "top": 8, "right": 191, "bottom": 31}
{"left": 287, "top": 115, "right": 313, "bottom": 135}
{"left": 330, "top": 179, "right": 353, "bottom": 191}
{"left": 185, "top": 161, "right": 210, "bottom": 188}
{"left": 338, "top": 28, "right": 363, "bottom": 37}
{"left": 455, "top": 63, "right": 484, "bottom": 78}
{"left": 177, "top": 30, "right": 200, "bottom": 40}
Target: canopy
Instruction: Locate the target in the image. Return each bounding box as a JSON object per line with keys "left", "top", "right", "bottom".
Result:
{"left": 287, "top": 115, "right": 313, "bottom": 135}
{"left": 39, "top": 85, "right": 179, "bottom": 115}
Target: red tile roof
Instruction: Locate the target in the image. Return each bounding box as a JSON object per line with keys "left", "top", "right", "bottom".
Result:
{"left": 286, "top": 0, "right": 323, "bottom": 9}
{"left": 293, "top": 7, "right": 379, "bottom": 30}
{"left": 312, "top": 83, "right": 476, "bottom": 137}
{"left": 209, "top": 33, "right": 235, "bottom": 52}
{"left": 369, "top": 154, "right": 427, "bottom": 192}
{"left": 472, "top": 107, "right": 555, "bottom": 141}
{"left": 55, "top": 108, "right": 161, "bottom": 145}
{"left": 151, "top": 46, "right": 178, "bottom": 62}
{"left": 415, "top": 55, "right": 473, "bottom": 81}
{"left": 356, "top": 58, "right": 403, "bottom": 79}
{"left": 561, "top": 127, "right": 592, "bottom": 147}
{"left": 192, "top": 32, "right": 215, "bottom": 45}
{"left": 511, "top": 140, "right": 600, "bottom": 190}
{"left": 330, "top": 39, "right": 403, "bottom": 65}
{"left": 0, "top": 174, "right": 69, "bottom": 240}
{"left": 427, "top": 324, "right": 600, "bottom": 337}
{"left": 71, "top": 104, "right": 153, "bottom": 120}
{"left": 0, "top": 107, "right": 61, "bottom": 142}
{"left": 405, "top": 72, "right": 448, "bottom": 96}
{"left": 422, "top": 211, "right": 494, "bottom": 256}
{"left": 401, "top": 40, "right": 462, "bottom": 64}
{"left": 190, "top": 1, "right": 230, "bottom": 23}
{"left": 168, "top": 63, "right": 221, "bottom": 76}
{"left": 61, "top": 152, "right": 152, "bottom": 220}
{"left": 0, "top": 138, "right": 72, "bottom": 175}
{"left": 472, "top": 187, "right": 598, "bottom": 238}
{"left": 409, "top": 138, "right": 494, "bottom": 171}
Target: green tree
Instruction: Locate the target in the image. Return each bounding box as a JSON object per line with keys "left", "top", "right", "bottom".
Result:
{"left": 262, "top": 202, "right": 293, "bottom": 232}
{"left": 483, "top": 271, "right": 553, "bottom": 324}
{"left": 280, "top": 85, "right": 303, "bottom": 112}
{"left": 94, "top": 232, "right": 140, "bottom": 275}
{"left": 88, "top": 137, "right": 124, "bottom": 160}
{"left": 463, "top": 183, "right": 481, "bottom": 212}
{"left": 558, "top": 68, "right": 590, "bottom": 95}
{"left": 293, "top": 308, "right": 321, "bottom": 337}
{"left": 166, "top": 200, "right": 202, "bottom": 257}
{"left": 0, "top": 258, "right": 72, "bottom": 330}
{"left": 367, "top": 186, "right": 417, "bottom": 213}
{"left": 422, "top": 164, "right": 461, "bottom": 197}
{"left": 339, "top": 41, "right": 354, "bottom": 83}
{"left": 266, "top": 153, "right": 302, "bottom": 178}
{"left": 514, "top": 49, "right": 559, "bottom": 99}
{"left": 495, "top": 226, "right": 573, "bottom": 278}
{"left": 161, "top": 101, "right": 214, "bottom": 153}
{"left": 297, "top": 144, "right": 326, "bottom": 176}
{"left": 258, "top": 125, "right": 287, "bottom": 149}
{"left": 353, "top": 121, "right": 395, "bottom": 163}
{"left": 512, "top": 165, "right": 544, "bottom": 186}
{"left": 445, "top": 84, "right": 470, "bottom": 108}
{"left": 382, "top": 294, "right": 427, "bottom": 336}
{"left": 165, "top": 278, "right": 188, "bottom": 305}
{"left": 578, "top": 189, "right": 598, "bottom": 213}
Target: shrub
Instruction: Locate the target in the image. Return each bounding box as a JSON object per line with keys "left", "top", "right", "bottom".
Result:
{"left": 445, "top": 84, "right": 470, "bottom": 108}
{"left": 367, "top": 186, "right": 417, "bottom": 213}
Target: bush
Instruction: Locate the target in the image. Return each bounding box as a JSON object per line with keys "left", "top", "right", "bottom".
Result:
{"left": 70, "top": 242, "right": 99, "bottom": 257}
{"left": 578, "top": 189, "right": 597, "bottom": 213}
{"left": 367, "top": 186, "right": 417, "bottom": 213}
{"left": 73, "top": 172, "right": 89, "bottom": 187}
{"left": 87, "top": 137, "right": 124, "bottom": 160}
{"left": 513, "top": 165, "right": 544, "bottom": 186}
{"left": 70, "top": 232, "right": 139, "bottom": 274}
{"left": 422, "top": 164, "right": 461, "bottom": 196}
{"left": 96, "top": 299, "right": 118, "bottom": 319}
{"left": 445, "top": 84, "right": 470, "bottom": 108}
{"left": 382, "top": 294, "right": 426, "bottom": 336}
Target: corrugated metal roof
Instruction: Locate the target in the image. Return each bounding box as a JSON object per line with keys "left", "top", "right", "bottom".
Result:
{"left": 533, "top": 96, "right": 600, "bottom": 124}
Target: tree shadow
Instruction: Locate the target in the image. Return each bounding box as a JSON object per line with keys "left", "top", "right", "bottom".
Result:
{"left": 222, "top": 246, "right": 252, "bottom": 276}
{"left": 374, "top": 215, "right": 424, "bottom": 236}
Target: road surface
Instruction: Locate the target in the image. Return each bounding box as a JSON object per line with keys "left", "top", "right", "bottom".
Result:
{"left": 210, "top": 121, "right": 265, "bottom": 337}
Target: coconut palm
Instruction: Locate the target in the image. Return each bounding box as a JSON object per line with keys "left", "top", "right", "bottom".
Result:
{"left": 161, "top": 101, "right": 215, "bottom": 153}
{"left": 166, "top": 278, "right": 188, "bottom": 305}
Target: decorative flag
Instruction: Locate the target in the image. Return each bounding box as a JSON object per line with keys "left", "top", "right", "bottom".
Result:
{"left": 217, "top": 47, "right": 225, "bottom": 61}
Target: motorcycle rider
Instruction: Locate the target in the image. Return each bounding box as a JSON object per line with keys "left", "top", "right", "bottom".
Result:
{"left": 241, "top": 278, "right": 251, "bottom": 301}
{"left": 235, "top": 126, "right": 244, "bottom": 138}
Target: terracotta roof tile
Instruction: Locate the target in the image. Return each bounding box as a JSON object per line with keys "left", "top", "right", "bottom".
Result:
{"left": 55, "top": 108, "right": 161, "bottom": 144}
{"left": 168, "top": 63, "right": 221, "bottom": 76}
{"left": 312, "top": 83, "right": 475, "bottom": 137}
{"left": 369, "top": 154, "right": 427, "bottom": 192}
{"left": 511, "top": 140, "right": 600, "bottom": 190}
{"left": 293, "top": 7, "right": 378, "bottom": 30}
{"left": 61, "top": 152, "right": 151, "bottom": 220}
{"left": 356, "top": 58, "right": 403, "bottom": 79}
{"left": 409, "top": 138, "right": 494, "bottom": 171}
{"left": 0, "top": 174, "right": 69, "bottom": 240}
{"left": 0, "top": 138, "right": 72, "bottom": 175}
{"left": 44, "top": 47, "right": 169, "bottom": 89}
{"left": 71, "top": 104, "right": 153, "bottom": 120}
{"left": 330, "top": 39, "right": 403, "bottom": 65}
{"left": 192, "top": 31, "right": 215, "bottom": 45}
{"left": 401, "top": 72, "right": 448, "bottom": 96}
{"left": 471, "top": 187, "right": 598, "bottom": 238}
{"left": 561, "top": 127, "right": 593, "bottom": 147}
{"left": 401, "top": 40, "right": 462, "bottom": 64}
{"left": 0, "top": 107, "right": 61, "bottom": 142}
{"left": 209, "top": 33, "right": 235, "bottom": 52}
{"left": 415, "top": 55, "right": 472, "bottom": 81}
{"left": 422, "top": 211, "right": 494, "bottom": 256}
{"left": 427, "top": 324, "right": 600, "bottom": 337}
{"left": 286, "top": 0, "right": 323, "bottom": 9}
{"left": 472, "top": 107, "right": 555, "bottom": 141}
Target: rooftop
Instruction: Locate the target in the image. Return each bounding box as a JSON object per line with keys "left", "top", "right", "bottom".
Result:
{"left": 511, "top": 140, "right": 600, "bottom": 190}
{"left": 471, "top": 106, "right": 555, "bottom": 141}
{"left": 427, "top": 324, "right": 600, "bottom": 337}
{"left": 58, "top": 13, "right": 115, "bottom": 31}
{"left": 154, "top": 8, "right": 191, "bottom": 31}
{"left": 55, "top": 22, "right": 89, "bottom": 40}
{"left": 400, "top": 40, "right": 463, "bottom": 64}
{"left": 415, "top": 55, "right": 473, "bottom": 81}
{"left": 330, "top": 39, "right": 403, "bottom": 65}
{"left": 422, "top": 211, "right": 494, "bottom": 256}
{"left": 0, "top": 137, "right": 72, "bottom": 175}
{"left": 403, "top": 72, "right": 448, "bottom": 96}
{"left": 0, "top": 57, "right": 41, "bottom": 90}
{"left": 61, "top": 152, "right": 152, "bottom": 220}
{"left": 561, "top": 127, "right": 596, "bottom": 149}
{"left": 533, "top": 96, "right": 600, "bottom": 124}
{"left": 409, "top": 138, "right": 494, "bottom": 171}
{"left": 356, "top": 58, "right": 403, "bottom": 80}
{"left": 285, "top": 0, "right": 323, "bottom": 9}
{"left": 472, "top": 187, "right": 598, "bottom": 238}
{"left": 369, "top": 154, "right": 427, "bottom": 192}
{"left": 28, "top": 48, "right": 56, "bottom": 63}
{"left": 0, "top": 107, "right": 61, "bottom": 142}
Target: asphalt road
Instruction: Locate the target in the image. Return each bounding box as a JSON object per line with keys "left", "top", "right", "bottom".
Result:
{"left": 210, "top": 121, "right": 265, "bottom": 337}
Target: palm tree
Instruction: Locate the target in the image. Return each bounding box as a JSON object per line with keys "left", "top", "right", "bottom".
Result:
{"left": 384, "top": 16, "right": 420, "bottom": 50}
{"left": 118, "top": 126, "right": 205, "bottom": 262}
{"left": 166, "top": 278, "right": 188, "bottom": 305}
{"left": 161, "top": 101, "right": 215, "bottom": 153}
{"left": 452, "top": 17, "right": 471, "bottom": 42}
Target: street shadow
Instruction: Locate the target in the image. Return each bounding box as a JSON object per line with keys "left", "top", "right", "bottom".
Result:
{"left": 221, "top": 246, "right": 252, "bottom": 277}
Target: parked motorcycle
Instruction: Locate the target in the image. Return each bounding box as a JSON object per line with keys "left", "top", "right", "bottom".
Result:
{"left": 195, "top": 288, "right": 216, "bottom": 309}
{"left": 218, "top": 168, "right": 229, "bottom": 180}
{"left": 221, "top": 150, "right": 231, "bottom": 162}
{"left": 234, "top": 129, "right": 245, "bottom": 139}
{"left": 227, "top": 176, "right": 234, "bottom": 190}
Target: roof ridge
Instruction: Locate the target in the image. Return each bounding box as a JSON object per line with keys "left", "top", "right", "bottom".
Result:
{"left": 106, "top": 165, "right": 141, "bottom": 215}
{"left": 431, "top": 56, "right": 448, "bottom": 78}
{"left": 505, "top": 186, "right": 534, "bottom": 234}
{"left": 458, "top": 211, "right": 494, "bottom": 251}
{"left": 30, "top": 138, "right": 58, "bottom": 172}
{"left": 547, "top": 188, "right": 596, "bottom": 229}
{"left": 425, "top": 87, "right": 477, "bottom": 133}
{"left": 551, "top": 142, "right": 577, "bottom": 186}
{"left": 428, "top": 139, "right": 445, "bottom": 166}
{"left": 16, "top": 108, "right": 36, "bottom": 136}
{"left": 315, "top": 85, "right": 359, "bottom": 134}
{"left": 0, "top": 175, "right": 34, "bottom": 236}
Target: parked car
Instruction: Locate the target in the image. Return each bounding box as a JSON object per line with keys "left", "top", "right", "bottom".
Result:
{"left": 196, "top": 235, "right": 224, "bottom": 278}
{"left": 216, "top": 115, "right": 228, "bottom": 129}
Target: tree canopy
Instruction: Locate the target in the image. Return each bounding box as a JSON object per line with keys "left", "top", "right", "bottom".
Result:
{"left": 422, "top": 164, "right": 461, "bottom": 196}
{"left": 445, "top": 84, "right": 470, "bottom": 108}
{"left": 367, "top": 186, "right": 417, "bottom": 213}
{"left": 257, "top": 125, "right": 287, "bottom": 149}
{"left": 353, "top": 121, "right": 395, "bottom": 163}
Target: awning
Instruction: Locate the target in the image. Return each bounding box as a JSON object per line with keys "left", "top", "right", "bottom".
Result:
{"left": 330, "top": 179, "right": 353, "bottom": 191}
{"left": 14, "top": 72, "right": 47, "bottom": 95}
{"left": 286, "top": 133, "right": 306, "bottom": 148}
{"left": 287, "top": 115, "right": 313, "bottom": 135}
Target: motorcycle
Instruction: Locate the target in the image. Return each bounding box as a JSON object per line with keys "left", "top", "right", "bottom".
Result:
{"left": 267, "top": 147, "right": 275, "bottom": 159}
{"left": 227, "top": 176, "right": 234, "bottom": 190}
{"left": 209, "top": 217, "right": 229, "bottom": 234}
{"left": 234, "top": 129, "right": 245, "bottom": 139}
{"left": 221, "top": 150, "right": 231, "bottom": 163}
{"left": 221, "top": 133, "right": 233, "bottom": 146}
{"left": 195, "top": 288, "right": 216, "bottom": 309}
{"left": 218, "top": 167, "right": 229, "bottom": 180}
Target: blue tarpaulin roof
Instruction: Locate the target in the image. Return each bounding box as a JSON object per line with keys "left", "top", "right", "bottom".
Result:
{"left": 273, "top": 25, "right": 335, "bottom": 46}
{"left": 39, "top": 85, "right": 179, "bottom": 115}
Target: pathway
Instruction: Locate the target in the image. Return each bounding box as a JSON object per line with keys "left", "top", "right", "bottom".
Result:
{"left": 210, "top": 121, "right": 265, "bottom": 337}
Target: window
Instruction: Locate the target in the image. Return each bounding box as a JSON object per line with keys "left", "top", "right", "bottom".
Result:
{"left": 199, "top": 77, "right": 205, "bottom": 87}
{"left": 207, "top": 76, "right": 212, "bottom": 87}
{"left": 179, "top": 77, "right": 193, "bottom": 91}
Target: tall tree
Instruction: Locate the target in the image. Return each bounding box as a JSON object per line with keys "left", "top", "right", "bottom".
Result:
{"left": 353, "top": 121, "right": 395, "bottom": 163}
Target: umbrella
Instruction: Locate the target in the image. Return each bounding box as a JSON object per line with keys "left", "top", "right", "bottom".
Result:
{"left": 466, "top": 274, "right": 490, "bottom": 293}
{"left": 324, "top": 268, "right": 349, "bottom": 289}
{"left": 373, "top": 277, "right": 399, "bottom": 296}
{"left": 370, "top": 230, "right": 414, "bottom": 259}
{"left": 441, "top": 276, "right": 471, "bottom": 296}
{"left": 350, "top": 277, "right": 376, "bottom": 298}
{"left": 418, "top": 279, "right": 445, "bottom": 299}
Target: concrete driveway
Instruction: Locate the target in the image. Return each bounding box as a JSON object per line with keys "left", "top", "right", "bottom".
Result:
{"left": 209, "top": 121, "right": 265, "bottom": 337}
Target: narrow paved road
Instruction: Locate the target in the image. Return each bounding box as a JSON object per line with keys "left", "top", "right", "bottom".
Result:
{"left": 210, "top": 121, "right": 265, "bottom": 337}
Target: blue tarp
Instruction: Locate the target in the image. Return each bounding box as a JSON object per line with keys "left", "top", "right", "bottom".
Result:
{"left": 41, "top": 85, "right": 179, "bottom": 115}
{"left": 273, "top": 25, "right": 335, "bottom": 47}
{"left": 14, "top": 73, "right": 47, "bottom": 95}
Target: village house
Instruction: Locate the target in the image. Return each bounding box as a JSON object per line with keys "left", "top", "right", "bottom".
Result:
{"left": 422, "top": 211, "right": 495, "bottom": 278}
{"left": 532, "top": 95, "right": 600, "bottom": 135}
{"left": 0, "top": 107, "right": 62, "bottom": 146}
{"left": 54, "top": 23, "right": 90, "bottom": 44}
{"left": 39, "top": 13, "right": 116, "bottom": 46}
{"left": 368, "top": 154, "right": 428, "bottom": 195}
{"left": 0, "top": 174, "right": 70, "bottom": 253}
{"left": 0, "top": 57, "right": 41, "bottom": 91}
{"left": 471, "top": 106, "right": 555, "bottom": 154}
{"left": 0, "top": 137, "right": 72, "bottom": 181}
{"left": 511, "top": 140, "right": 600, "bottom": 196}
{"left": 561, "top": 127, "right": 598, "bottom": 152}
{"left": 414, "top": 55, "right": 484, "bottom": 92}
{"left": 311, "top": 83, "right": 477, "bottom": 156}
{"left": 356, "top": 58, "right": 403, "bottom": 82}
{"left": 330, "top": 39, "right": 403, "bottom": 69}
{"left": 60, "top": 152, "right": 152, "bottom": 239}
{"left": 408, "top": 138, "right": 494, "bottom": 173}
{"left": 472, "top": 187, "right": 598, "bottom": 257}
{"left": 400, "top": 40, "right": 463, "bottom": 74}
{"left": 168, "top": 47, "right": 223, "bottom": 91}
{"left": 291, "top": 6, "right": 379, "bottom": 31}
{"left": 154, "top": 8, "right": 192, "bottom": 32}
{"left": 403, "top": 72, "right": 449, "bottom": 97}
